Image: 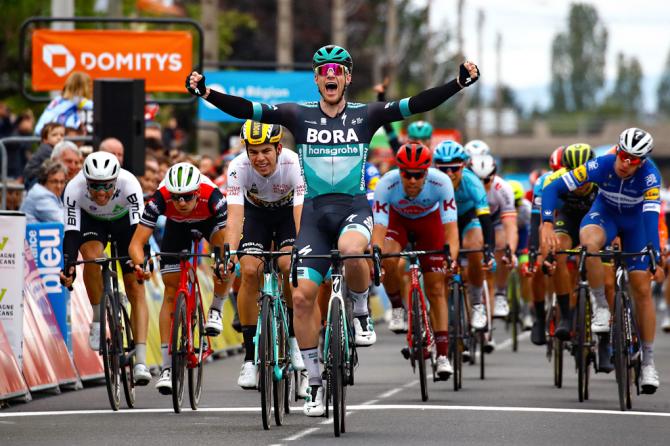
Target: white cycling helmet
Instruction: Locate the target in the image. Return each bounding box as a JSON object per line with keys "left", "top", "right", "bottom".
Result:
{"left": 165, "top": 162, "right": 201, "bottom": 194}
{"left": 83, "top": 151, "right": 120, "bottom": 181}
{"left": 470, "top": 154, "right": 497, "bottom": 180}
{"left": 618, "top": 127, "right": 653, "bottom": 158}
{"left": 464, "top": 139, "right": 491, "bottom": 157}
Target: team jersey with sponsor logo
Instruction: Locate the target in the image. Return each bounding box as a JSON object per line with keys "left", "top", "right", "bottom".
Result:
{"left": 542, "top": 154, "right": 661, "bottom": 218}
{"left": 487, "top": 175, "right": 517, "bottom": 221}
{"left": 247, "top": 100, "right": 417, "bottom": 199}
{"left": 140, "top": 176, "right": 227, "bottom": 231}
{"left": 226, "top": 149, "right": 305, "bottom": 208}
{"left": 453, "top": 167, "right": 490, "bottom": 218}
{"left": 373, "top": 168, "right": 457, "bottom": 226}
{"left": 64, "top": 169, "right": 143, "bottom": 232}
{"left": 540, "top": 167, "right": 598, "bottom": 214}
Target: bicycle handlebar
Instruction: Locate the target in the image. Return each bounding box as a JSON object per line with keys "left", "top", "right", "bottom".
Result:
{"left": 289, "top": 247, "right": 382, "bottom": 288}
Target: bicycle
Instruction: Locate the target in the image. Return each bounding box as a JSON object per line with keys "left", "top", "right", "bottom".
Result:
{"left": 155, "top": 230, "right": 214, "bottom": 413}
{"left": 444, "top": 246, "right": 470, "bottom": 391}
{"left": 290, "top": 247, "right": 381, "bottom": 437}
{"left": 218, "top": 245, "right": 294, "bottom": 430}
{"left": 381, "top": 240, "right": 450, "bottom": 401}
{"left": 503, "top": 246, "right": 522, "bottom": 352}
{"left": 64, "top": 239, "right": 145, "bottom": 411}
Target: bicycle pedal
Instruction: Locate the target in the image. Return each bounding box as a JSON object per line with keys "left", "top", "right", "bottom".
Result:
{"left": 401, "top": 347, "right": 410, "bottom": 360}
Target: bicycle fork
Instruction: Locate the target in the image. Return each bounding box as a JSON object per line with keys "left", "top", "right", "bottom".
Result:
{"left": 323, "top": 274, "right": 350, "bottom": 367}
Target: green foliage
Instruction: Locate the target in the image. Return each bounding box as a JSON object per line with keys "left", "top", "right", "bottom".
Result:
{"left": 546, "top": 111, "right": 604, "bottom": 136}
{"left": 550, "top": 3, "right": 608, "bottom": 112}
{"left": 658, "top": 49, "right": 670, "bottom": 117}
{"left": 601, "top": 53, "right": 643, "bottom": 118}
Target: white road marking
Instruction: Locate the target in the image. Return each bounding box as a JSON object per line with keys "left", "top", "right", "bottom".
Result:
{"left": 281, "top": 427, "right": 319, "bottom": 441}
{"left": 378, "top": 387, "right": 403, "bottom": 399}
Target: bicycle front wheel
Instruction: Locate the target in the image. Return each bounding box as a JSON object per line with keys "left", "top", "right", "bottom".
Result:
{"left": 411, "top": 288, "right": 428, "bottom": 401}
{"left": 273, "top": 299, "right": 288, "bottom": 426}
{"left": 510, "top": 273, "right": 520, "bottom": 352}
{"left": 100, "top": 292, "right": 121, "bottom": 411}
{"left": 330, "top": 297, "right": 345, "bottom": 437}
{"left": 613, "top": 291, "right": 630, "bottom": 411}
{"left": 450, "top": 282, "right": 463, "bottom": 391}
{"left": 576, "top": 287, "right": 590, "bottom": 402}
{"left": 171, "top": 292, "right": 188, "bottom": 413}
{"left": 188, "top": 296, "right": 205, "bottom": 410}
{"left": 120, "top": 305, "right": 136, "bottom": 409}
{"left": 259, "top": 295, "right": 273, "bottom": 430}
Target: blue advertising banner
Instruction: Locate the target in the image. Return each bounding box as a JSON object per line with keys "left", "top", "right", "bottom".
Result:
{"left": 26, "top": 222, "right": 70, "bottom": 351}
{"left": 198, "top": 70, "right": 318, "bottom": 122}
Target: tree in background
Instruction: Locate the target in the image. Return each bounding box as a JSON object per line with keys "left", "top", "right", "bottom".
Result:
{"left": 549, "top": 3, "right": 608, "bottom": 112}
{"left": 601, "top": 53, "right": 643, "bottom": 118}
{"left": 658, "top": 48, "right": 670, "bottom": 118}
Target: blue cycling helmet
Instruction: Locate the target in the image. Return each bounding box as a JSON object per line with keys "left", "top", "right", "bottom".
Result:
{"left": 433, "top": 140, "right": 469, "bottom": 164}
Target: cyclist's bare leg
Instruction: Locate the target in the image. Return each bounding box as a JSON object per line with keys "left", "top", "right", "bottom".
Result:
{"left": 210, "top": 229, "right": 229, "bottom": 300}
{"left": 159, "top": 271, "right": 180, "bottom": 367}
{"left": 122, "top": 272, "right": 148, "bottom": 343}
{"left": 630, "top": 271, "right": 656, "bottom": 344}
{"left": 494, "top": 227, "right": 509, "bottom": 301}
{"left": 463, "top": 227, "right": 484, "bottom": 305}
{"left": 338, "top": 231, "right": 371, "bottom": 293}
{"left": 553, "top": 234, "right": 575, "bottom": 321}
{"left": 317, "top": 282, "right": 329, "bottom": 322}
{"left": 381, "top": 238, "right": 404, "bottom": 307}
{"left": 238, "top": 254, "right": 262, "bottom": 326}
{"left": 580, "top": 225, "right": 606, "bottom": 290}
{"left": 292, "top": 280, "right": 321, "bottom": 349}
{"left": 604, "top": 263, "right": 615, "bottom": 307}
{"left": 424, "top": 272, "right": 447, "bottom": 331}
{"left": 80, "top": 240, "right": 105, "bottom": 307}
{"left": 278, "top": 246, "right": 294, "bottom": 304}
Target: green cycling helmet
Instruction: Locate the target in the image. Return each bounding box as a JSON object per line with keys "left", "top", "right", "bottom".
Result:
{"left": 407, "top": 121, "right": 433, "bottom": 141}
{"left": 562, "top": 143, "right": 594, "bottom": 170}
{"left": 312, "top": 45, "right": 353, "bottom": 72}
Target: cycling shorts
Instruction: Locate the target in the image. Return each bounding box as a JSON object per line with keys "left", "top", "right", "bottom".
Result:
{"left": 457, "top": 208, "right": 481, "bottom": 241}
{"left": 238, "top": 201, "right": 296, "bottom": 257}
{"left": 555, "top": 209, "right": 585, "bottom": 248}
{"left": 580, "top": 199, "right": 651, "bottom": 271}
{"left": 386, "top": 208, "right": 446, "bottom": 273}
{"left": 80, "top": 212, "right": 135, "bottom": 274}
{"left": 295, "top": 194, "right": 372, "bottom": 285}
{"left": 160, "top": 218, "right": 220, "bottom": 275}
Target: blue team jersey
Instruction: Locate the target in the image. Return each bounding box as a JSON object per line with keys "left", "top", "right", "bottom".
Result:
{"left": 373, "top": 168, "right": 457, "bottom": 226}
{"left": 365, "top": 162, "right": 381, "bottom": 204}
{"left": 454, "top": 168, "right": 490, "bottom": 217}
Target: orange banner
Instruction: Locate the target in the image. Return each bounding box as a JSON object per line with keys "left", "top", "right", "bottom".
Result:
{"left": 32, "top": 29, "right": 192, "bottom": 92}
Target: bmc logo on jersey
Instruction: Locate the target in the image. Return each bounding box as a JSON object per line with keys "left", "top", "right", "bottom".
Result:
{"left": 306, "top": 128, "right": 359, "bottom": 144}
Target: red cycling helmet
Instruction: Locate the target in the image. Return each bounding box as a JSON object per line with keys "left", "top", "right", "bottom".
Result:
{"left": 395, "top": 143, "right": 432, "bottom": 170}
{"left": 549, "top": 146, "right": 565, "bottom": 171}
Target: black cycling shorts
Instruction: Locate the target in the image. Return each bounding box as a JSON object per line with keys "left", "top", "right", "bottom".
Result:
{"left": 238, "top": 201, "right": 296, "bottom": 257}
{"left": 80, "top": 212, "right": 135, "bottom": 274}
{"left": 295, "top": 194, "right": 372, "bottom": 285}
{"left": 159, "top": 218, "right": 220, "bottom": 275}
{"left": 554, "top": 210, "right": 585, "bottom": 248}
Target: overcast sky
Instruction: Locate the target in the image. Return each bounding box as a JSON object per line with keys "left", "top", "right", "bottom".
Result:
{"left": 429, "top": 0, "right": 670, "bottom": 111}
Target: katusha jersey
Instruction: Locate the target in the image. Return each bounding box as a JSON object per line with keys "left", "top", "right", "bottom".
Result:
{"left": 373, "top": 168, "right": 457, "bottom": 227}
{"left": 226, "top": 149, "right": 305, "bottom": 208}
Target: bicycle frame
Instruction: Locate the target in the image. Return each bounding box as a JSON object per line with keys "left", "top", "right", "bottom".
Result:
{"left": 323, "top": 261, "right": 352, "bottom": 370}
{"left": 405, "top": 254, "right": 434, "bottom": 355}
{"left": 167, "top": 240, "right": 213, "bottom": 368}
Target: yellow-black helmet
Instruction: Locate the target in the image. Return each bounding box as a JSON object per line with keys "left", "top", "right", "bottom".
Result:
{"left": 240, "top": 120, "right": 283, "bottom": 146}
{"left": 562, "top": 143, "right": 594, "bottom": 170}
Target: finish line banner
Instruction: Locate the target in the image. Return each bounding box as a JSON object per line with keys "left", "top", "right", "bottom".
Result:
{"left": 198, "top": 70, "right": 318, "bottom": 122}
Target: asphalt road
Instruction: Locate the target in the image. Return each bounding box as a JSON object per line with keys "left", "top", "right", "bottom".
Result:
{"left": 3, "top": 316, "right": 670, "bottom": 446}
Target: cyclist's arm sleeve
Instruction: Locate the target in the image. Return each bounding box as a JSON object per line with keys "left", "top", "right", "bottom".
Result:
{"left": 372, "top": 177, "right": 391, "bottom": 227}
{"left": 643, "top": 184, "right": 662, "bottom": 252}
{"left": 225, "top": 158, "right": 245, "bottom": 206}
{"left": 125, "top": 177, "right": 144, "bottom": 226}
{"left": 543, "top": 161, "right": 602, "bottom": 222}
{"left": 208, "top": 189, "right": 228, "bottom": 233}
{"left": 140, "top": 191, "right": 166, "bottom": 228}
{"left": 499, "top": 181, "right": 517, "bottom": 219}
{"left": 478, "top": 213, "right": 495, "bottom": 248}
{"left": 470, "top": 179, "right": 494, "bottom": 247}
{"left": 367, "top": 80, "right": 462, "bottom": 129}
{"left": 376, "top": 90, "right": 401, "bottom": 153}
{"left": 290, "top": 159, "right": 306, "bottom": 207}
{"left": 205, "top": 90, "right": 297, "bottom": 127}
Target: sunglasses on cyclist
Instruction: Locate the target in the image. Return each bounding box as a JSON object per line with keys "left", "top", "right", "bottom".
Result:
{"left": 87, "top": 181, "right": 115, "bottom": 192}
{"left": 170, "top": 192, "right": 198, "bottom": 202}
{"left": 616, "top": 148, "right": 644, "bottom": 166}
{"left": 436, "top": 163, "right": 463, "bottom": 173}
{"left": 400, "top": 169, "right": 427, "bottom": 180}
{"left": 314, "top": 63, "right": 347, "bottom": 77}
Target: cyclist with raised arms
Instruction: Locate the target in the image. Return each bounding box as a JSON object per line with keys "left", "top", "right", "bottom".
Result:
{"left": 225, "top": 120, "right": 306, "bottom": 389}
{"left": 128, "top": 162, "right": 228, "bottom": 395}
{"left": 59, "top": 152, "right": 150, "bottom": 385}
{"left": 371, "top": 143, "right": 460, "bottom": 378}
{"left": 432, "top": 141, "right": 495, "bottom": 335}
{"left": 541, "top": 128, "right": 665, "bottom": 393}
{"left": 187, "top": 45, "right": 479, "bottom": 416}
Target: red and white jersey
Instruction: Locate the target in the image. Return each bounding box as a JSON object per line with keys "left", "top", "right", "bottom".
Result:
{"left": 226, "top": 149, "right": 305, "bottom": 208}
{"left": 487, "top": 175, "right": 517, "bottom": 220}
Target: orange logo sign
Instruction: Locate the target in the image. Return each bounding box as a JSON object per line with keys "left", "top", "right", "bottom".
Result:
{"left": 32, "top": 29, "right": 192, "bottom": 92}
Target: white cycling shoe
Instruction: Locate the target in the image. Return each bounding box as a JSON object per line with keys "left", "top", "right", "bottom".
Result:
{"left": 640, "top": 364, "right": 660, "bottom": 394}
{"left": 133, "top": 363, "right": 151, "bottom": 386}
{"left": 471, "top": 304, "right": 488, "bottom": 330}
{"left": 661, "top": 315, "right": 670, "bottom": 333}
{"left": 204, "top": 308, "right": 223, "bottom": 336}
{"left": 303, "top": 386, "right": 325, "bottom": 417}
{"left": 88, "top": 322, "right": 100, "bottom": 351}
{"left": 436, "top": 355, "right": 453, "bottom": 380}
{"left": 289, "top": 337, "right": 305, "bottom": 371}
{"left": 155, "top": 368, "right": 172, "bottom": 395}
{"left": 493, "top": 294, "right": 510, "bottom": 318}
{"left": 388, "top": 308, "right": 408, "bottom": 333}
{"left": 354, "top": 315, "right": 376, "bottom": 346}
{"left": 591, "top": 306, "right": 611, "bottom": 333}
{"left": 296, "top": 370, "right": 310, "bottom": 398}
{"left": 237, "top": 361, "right": 258, "bottom": 389}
